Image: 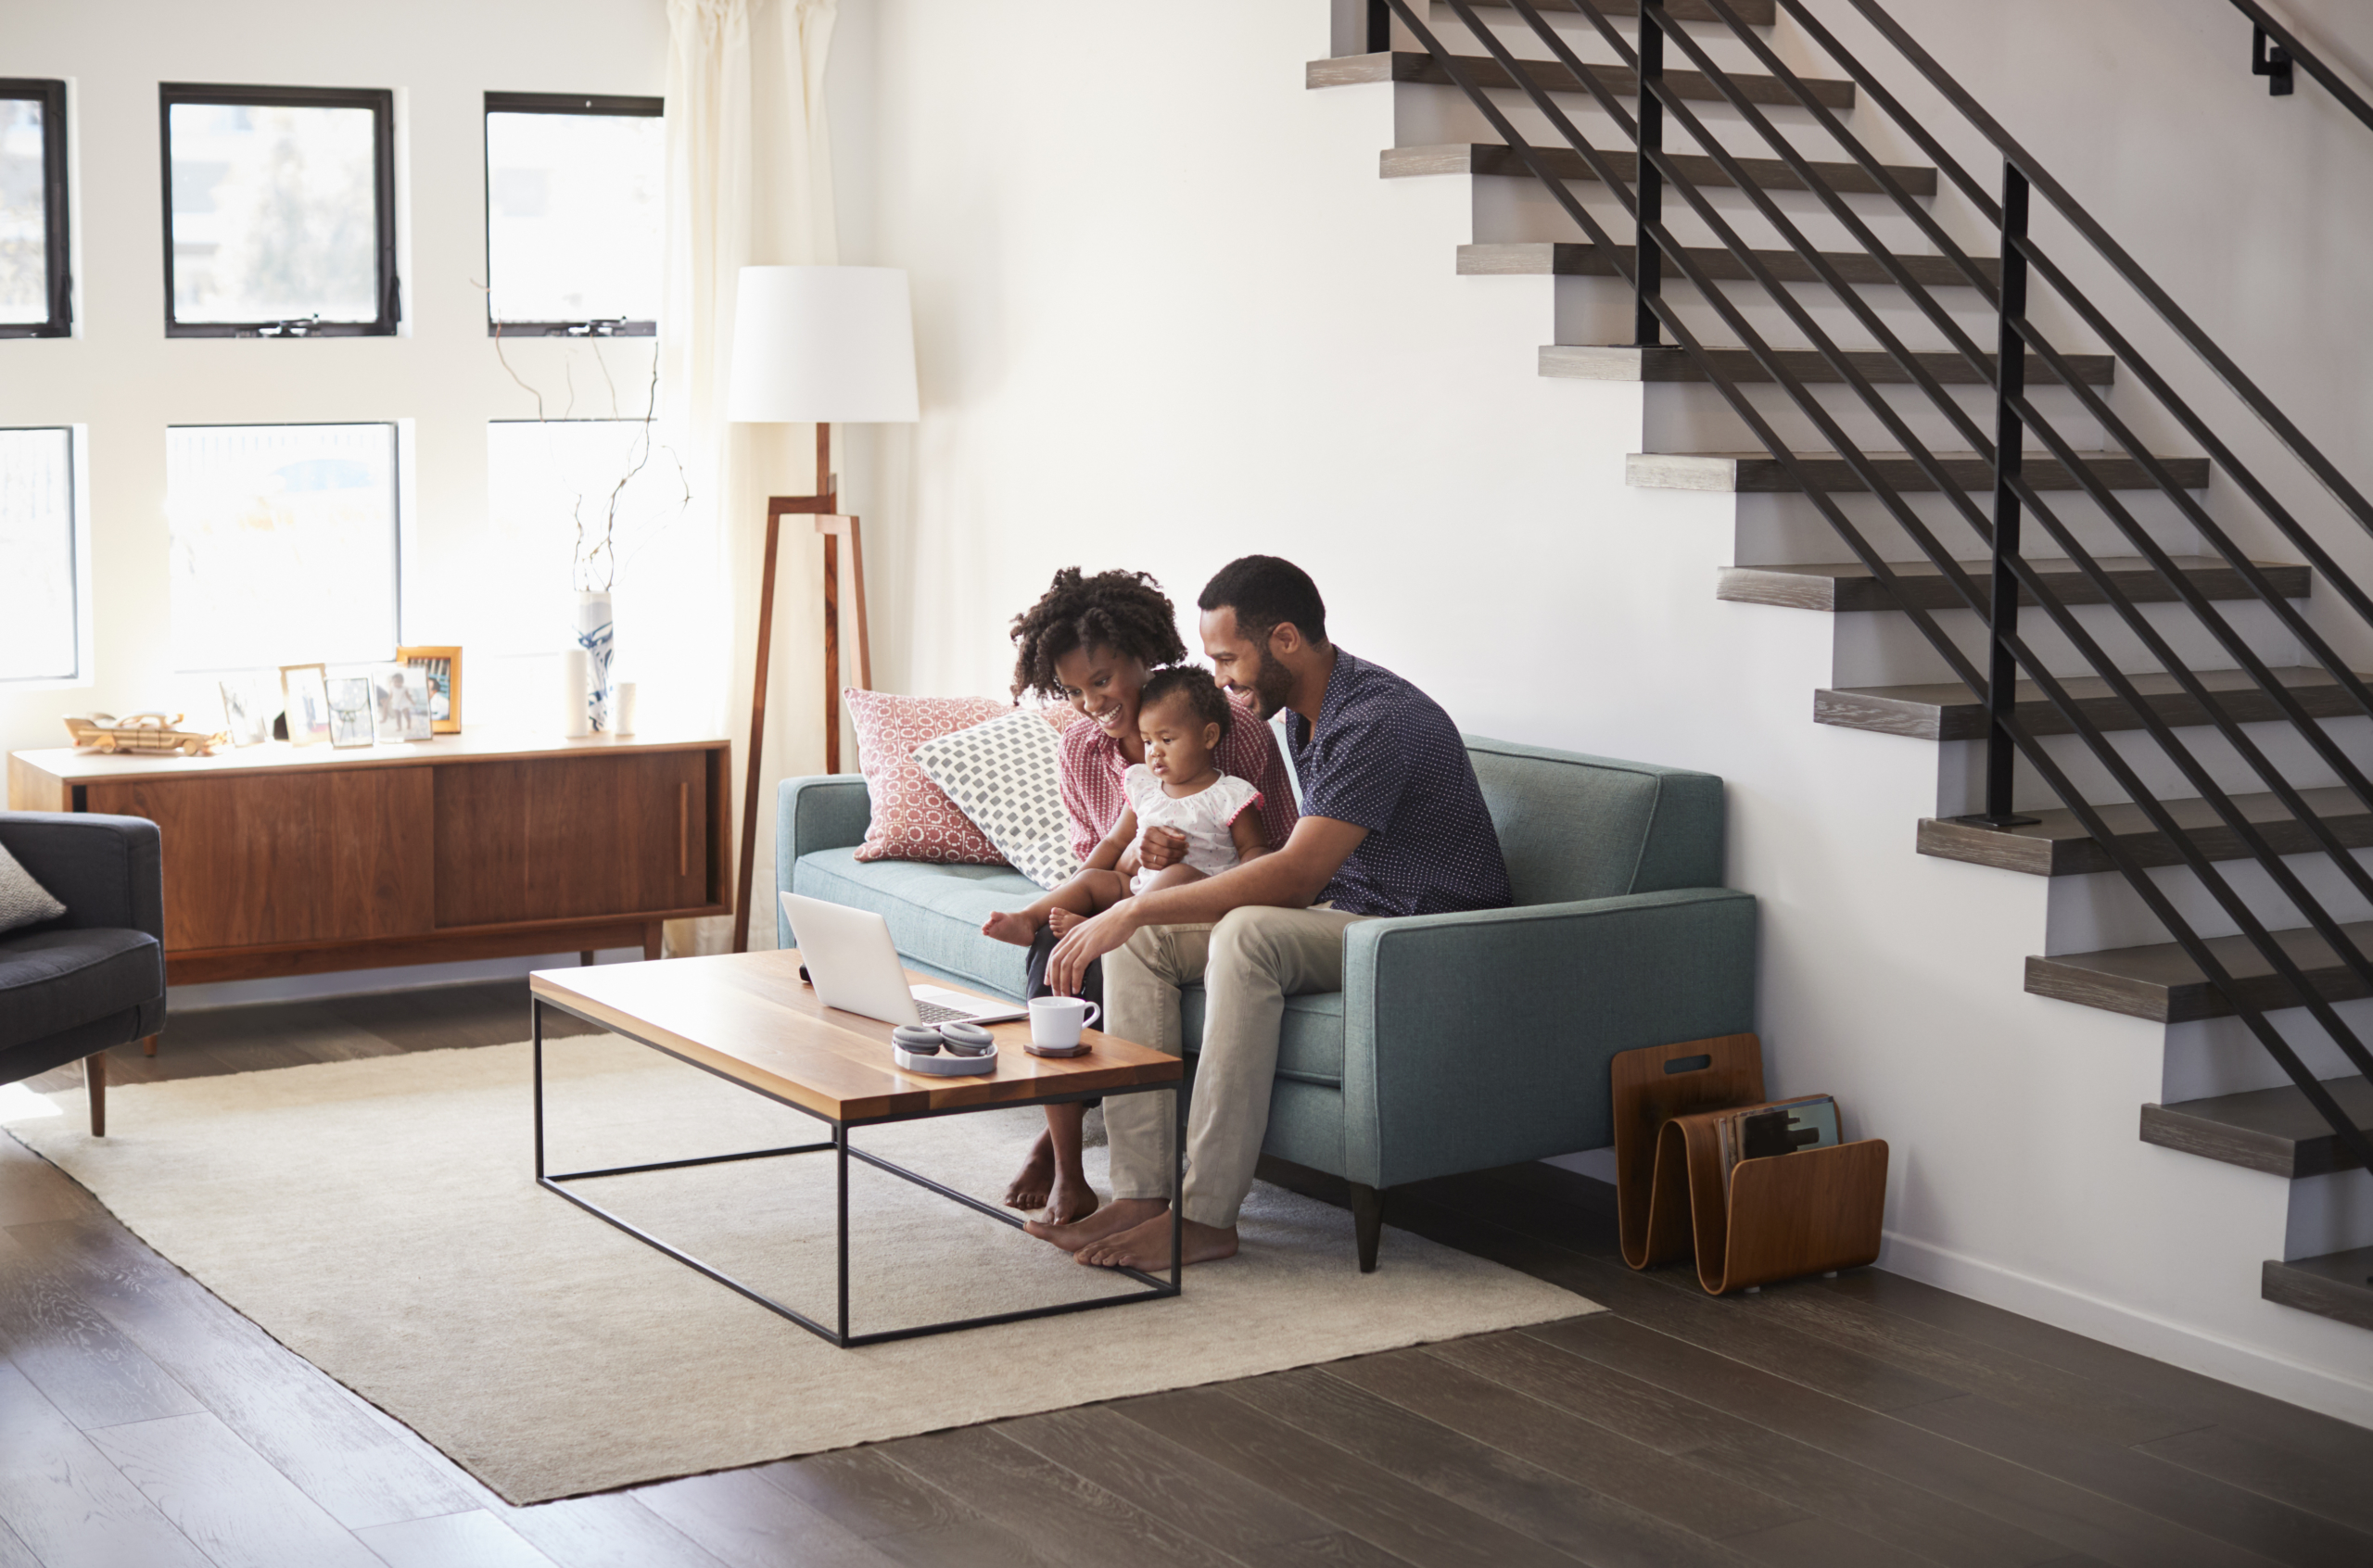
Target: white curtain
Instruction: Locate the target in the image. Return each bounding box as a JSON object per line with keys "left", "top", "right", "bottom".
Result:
{"left": 660, "top": 0, "right": 839, "bottom": 955}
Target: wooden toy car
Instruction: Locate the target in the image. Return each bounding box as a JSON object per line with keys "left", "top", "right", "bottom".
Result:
{"left": 62, "top": 713, "right": 230, "bottom": 756}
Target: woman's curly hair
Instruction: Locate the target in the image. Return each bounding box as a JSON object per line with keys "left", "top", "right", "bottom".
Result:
{"left": 1009, "top": 568, "right": 1188, "bottom": 701}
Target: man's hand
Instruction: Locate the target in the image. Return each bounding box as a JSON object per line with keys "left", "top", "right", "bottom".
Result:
{"left": 1136, "top": 825, "right": 1189, "bottom": 871}
{"left": 1047, "top": 902, "right": 1138, "bottom": 996}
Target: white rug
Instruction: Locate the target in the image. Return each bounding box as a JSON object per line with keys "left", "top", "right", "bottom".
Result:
{"left": 13, "top": 1039, "right": 1596, "bottom": 1503}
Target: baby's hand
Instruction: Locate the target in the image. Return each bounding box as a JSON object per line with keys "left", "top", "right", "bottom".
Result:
{"left": 981, "top": 910, "right": 1039, "bottom": 946}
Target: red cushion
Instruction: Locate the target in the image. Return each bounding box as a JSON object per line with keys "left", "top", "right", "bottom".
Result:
{"left": 845, "top": 690, "right": 1015, "bottom": 866}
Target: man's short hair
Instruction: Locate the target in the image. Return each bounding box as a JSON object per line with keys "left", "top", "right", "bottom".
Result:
{"left": 1198, "top": 555, "right": 1327, "bottom": 647}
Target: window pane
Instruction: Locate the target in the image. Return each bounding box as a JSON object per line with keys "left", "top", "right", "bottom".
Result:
{"left": 487, "top": 111, "right": 664, "bottom": 323}
{"left": 168, "top": 424, "right": 399, "bottom": 672}
{"left": 0, "top": 428, "right": 76, "bottom": 681}
{"left": 0, "top": 98, "right": 46, "bottom": 324}
{"left": 170, "top": 102, "right": 378, "bottom": 323}
{"left": 479, "top": 420, "right": 684, "bottom": 654}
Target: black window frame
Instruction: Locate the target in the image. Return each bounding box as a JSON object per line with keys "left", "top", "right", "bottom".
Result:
{"left": 0, "top": 79, "right": 72, "bottom": 339}
{"left": 159, "top": 82, "right": 400, "bottom": 339}
{"left": 0, "top": 424, "right": 82, "bottom": 683}
{"left": 483, "top": 91, "right": 665, "bottom": 338}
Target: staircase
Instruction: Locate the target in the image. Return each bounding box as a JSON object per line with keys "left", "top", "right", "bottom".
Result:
{"left": 1310, "top": 0, "right": 2373, "bottom": 1341}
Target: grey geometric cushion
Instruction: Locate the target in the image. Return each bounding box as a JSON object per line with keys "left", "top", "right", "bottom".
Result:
{"left": 911, "top": 707, "right": 1083, "bottom": 891}
{"left": 0, "top": 841, "right": 66, "bottom": 935}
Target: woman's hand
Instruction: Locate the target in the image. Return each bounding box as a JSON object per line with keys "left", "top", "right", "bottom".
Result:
{"left": 1136, "top": 825, "right": 1190, "bottom": 871}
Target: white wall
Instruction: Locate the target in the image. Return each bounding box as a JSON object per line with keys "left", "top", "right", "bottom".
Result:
{"left": 833, "top": 0, "right": 2373, "bottom": 1419}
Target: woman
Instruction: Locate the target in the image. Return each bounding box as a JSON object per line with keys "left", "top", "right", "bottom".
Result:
{"left": 1001, "top": 567, "right": 1299, "bottom": 1223}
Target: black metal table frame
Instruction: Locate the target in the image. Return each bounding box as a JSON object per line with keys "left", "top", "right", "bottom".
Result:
{"left": 530, "top": 994, "right": 1183, "bottom": 1347}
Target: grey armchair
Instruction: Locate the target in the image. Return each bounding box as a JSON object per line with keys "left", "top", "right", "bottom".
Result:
{"left": 0, "top": 812, "right": 167, "bottom": 1135}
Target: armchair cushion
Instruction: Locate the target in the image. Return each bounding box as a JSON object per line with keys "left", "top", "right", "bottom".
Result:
{"left": 0, "top": 928, "right": 165, "bottom": 1054}
{"left": 0, "top": 841, "right": 67, "bottom": 934}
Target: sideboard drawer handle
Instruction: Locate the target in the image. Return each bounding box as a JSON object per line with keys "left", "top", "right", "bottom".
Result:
{"left": 679, "top": 781, "right": 690, "bottom": 877}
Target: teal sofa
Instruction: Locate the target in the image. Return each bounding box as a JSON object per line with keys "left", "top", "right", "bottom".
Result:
{"left": 778, "top": 736, "right": 1757, "bottom": 1269}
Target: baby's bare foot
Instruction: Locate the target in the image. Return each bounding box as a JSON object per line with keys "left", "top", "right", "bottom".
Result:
{"left": 982, "top": 910, "right": 1038, "bottom": 947}
{"left": 1047, "top": 907, "right": 1083, "bottom": 935}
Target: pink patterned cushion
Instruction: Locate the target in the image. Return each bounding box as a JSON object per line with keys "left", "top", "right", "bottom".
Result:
{"left": 846, "top": 690, "right": 1016, "bottom": 865}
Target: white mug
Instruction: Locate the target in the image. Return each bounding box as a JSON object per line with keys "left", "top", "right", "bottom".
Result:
{"left": 1027, "top": 995, "right": 1101, "bottom": 1051}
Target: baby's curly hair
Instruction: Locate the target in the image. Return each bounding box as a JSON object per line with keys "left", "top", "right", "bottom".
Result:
{"left": 1136, "top": 664, "right": 1233, "bottom": 745}
{"left": 1009, "top": 567, "right": 1188, "bottom": 701}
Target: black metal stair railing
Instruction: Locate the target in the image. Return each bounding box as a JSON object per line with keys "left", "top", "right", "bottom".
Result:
{"left": 2226, "top": 0, "right": 2373, "bottom": 127}
{"left": 1369, "top": 0, "right": 2373, "bottom": 1178}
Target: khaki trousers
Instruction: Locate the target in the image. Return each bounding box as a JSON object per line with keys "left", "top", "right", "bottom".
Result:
{"left": 1102, "top": 905, "right": 1370, "bottom": 1228}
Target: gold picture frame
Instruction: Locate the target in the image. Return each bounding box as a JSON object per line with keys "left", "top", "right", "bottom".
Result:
{"left": 400, "top": 646, "right": 463, "bottom": 734}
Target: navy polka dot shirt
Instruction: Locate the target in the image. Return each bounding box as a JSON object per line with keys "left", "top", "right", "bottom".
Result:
{"left": 1285, "top": 650, "right": 1514, "bottom": 917}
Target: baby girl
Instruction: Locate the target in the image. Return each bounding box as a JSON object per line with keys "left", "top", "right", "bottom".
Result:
{"left": 983, "top": 665, "right": 1269, "bottom": 946}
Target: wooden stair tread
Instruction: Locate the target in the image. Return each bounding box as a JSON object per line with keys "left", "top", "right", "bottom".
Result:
{"left": 1309, "top": 52, "right": 1854, "bottom": 109}
{"left": 1721, "top": 555, "right": 2309, "bottom": 613}
{"left": 1546, "top": 344, "right": 2113, "bottom": 386}
{"left": 2142, "top": 1076, "right": 2373, "bottom": 1178}
{"left": 1918, "top": 784, "right": 2368, "bottom": 877}
{"left": 2264, "top": 1247, "right": 2373, "bottom": 1331}
{"left": 1817, "top": 664, "right": 2373, "bottom": 744}
{"left": 1465, "top": 0, "right": 1780, "bottom": 22}
{"left": 2024, "top": 913, "right": 2373, "bottom": 1023}
{"left": 1384, "top": 143, "right": 1939, "bottom": 198}
{"left": 1460, "top": 240, "right": 1999, "bottom": 287}
{"left": 1629, "top": 450, "right": 2213, "bottom": 494}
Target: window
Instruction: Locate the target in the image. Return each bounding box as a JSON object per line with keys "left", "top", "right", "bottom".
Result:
{"left": 479, "top": 419, "right": 685, "bottom": 653}
{"left": 0, "top": 427, "right": 78, "bottom": 681}
{"left": 484, "top": 94, "right": 664, "bottom": 336}
{"left": 0, "top": 79, "right": 70, "bottom": 337}
{"left": 167, "top": 424, "right": 400, "bottom": 672}
{"left": 160, "top": 83, "right": 398, "bottom": 336}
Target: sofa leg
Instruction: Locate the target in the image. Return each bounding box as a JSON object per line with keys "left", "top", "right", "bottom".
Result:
{"left": 1350, "top": 1182, "right": 1385, "bottom": 1272}
{"left": 85, "top": 1052, "right": 107, "bottom": 1138}
{"left": 143, "top": 1033, "right": 158, "bottom": 1057}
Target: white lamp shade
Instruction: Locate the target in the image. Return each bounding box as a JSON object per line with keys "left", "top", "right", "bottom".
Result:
{"left": 726, "top": 265, "right": 920, "bottom": 424}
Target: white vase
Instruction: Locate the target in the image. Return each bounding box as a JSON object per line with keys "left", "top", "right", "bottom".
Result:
{"left": 574, "top": 590, "right": 615, "bottom": 733}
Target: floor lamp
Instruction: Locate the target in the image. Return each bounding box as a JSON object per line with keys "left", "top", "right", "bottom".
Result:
{"left": 725, "top": 265, "right": 920, "bottom": 953}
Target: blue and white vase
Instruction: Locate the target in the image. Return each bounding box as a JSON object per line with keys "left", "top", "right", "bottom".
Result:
{"left": 574, "top": 590, "right": 616, "bottom": 733}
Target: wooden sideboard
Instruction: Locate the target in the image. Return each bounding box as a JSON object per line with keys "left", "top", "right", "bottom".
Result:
{"left": 7, "top": 731, "right": 732, "bottom": 984}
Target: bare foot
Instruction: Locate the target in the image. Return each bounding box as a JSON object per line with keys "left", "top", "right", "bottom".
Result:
{"left": 1043, "top": 1170, "right": 1100, "bottom": 1225}
{"left": 1027, "top": 1196, "right": 1166, "bottom": 1252}
{"left": 1047, "top": 907, "right": 1083, "bottom": 936}
{"left": 1076, "top": 1213, "right": 1237, "bottom": 1271}
{"left": 982, "top": 910, "right": 1040, "bottom": 947}
{"left": 1003, "top": 1130, "right": 1055, "bottom": 1211}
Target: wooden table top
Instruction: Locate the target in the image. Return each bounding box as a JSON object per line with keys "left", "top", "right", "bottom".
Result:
{"left": 528, "top": 949, "right": 1181, "bottom": 1124}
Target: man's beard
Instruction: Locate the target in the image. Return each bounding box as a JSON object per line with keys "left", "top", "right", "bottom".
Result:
{"left": 1244, "top": 646, "right": 1296, "bottom": 721}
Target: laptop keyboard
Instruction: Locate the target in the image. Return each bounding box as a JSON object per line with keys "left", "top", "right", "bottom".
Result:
{"left": 913, "top": 1000, "right": 974, "bottom": 1025}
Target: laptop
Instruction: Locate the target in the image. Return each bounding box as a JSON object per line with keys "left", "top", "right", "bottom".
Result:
{"left": 780, "top": 892, "right": 1027, "bottom": 1027}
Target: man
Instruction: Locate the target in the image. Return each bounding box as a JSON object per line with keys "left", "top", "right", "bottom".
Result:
{"left": 1031, "top": 555, "right": 1513, "bottom": 1270}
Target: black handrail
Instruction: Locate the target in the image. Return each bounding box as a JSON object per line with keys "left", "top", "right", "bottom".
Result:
{"left": 1376, "top": 0, "right": 2373, "bottom": 1179}
{"left": 2228, "top": 0, "right": 2373, "bottom": 129}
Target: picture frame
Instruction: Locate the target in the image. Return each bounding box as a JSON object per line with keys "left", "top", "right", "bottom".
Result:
{"left": 399, "top": 645, "right": 462, "bottom": 734}
{"left": 218, "top": 674, "right": 275, "bottom": 749}
{"left": 280, "top": 664, "right": 332, "bottom": 747}
{"left": 369, "top": 662, "right": 433, "bottom": 743}
{"left": 325, "top": 676, "right": 376, "bottom": 749}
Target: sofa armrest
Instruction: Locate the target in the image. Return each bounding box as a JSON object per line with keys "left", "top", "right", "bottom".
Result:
{"left": 775, "top": 777, "right": 872, "bottom": 948}
{"left": 0, "top": 813, "right": 165, "bottom": 942}
{"left": 1338, "top": 886, "right": 1756, "bottom": 1189}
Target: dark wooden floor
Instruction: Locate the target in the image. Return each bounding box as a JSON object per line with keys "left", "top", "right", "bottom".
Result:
{"left": 8, "top": 980, "right": 2373, "bottom": 1568}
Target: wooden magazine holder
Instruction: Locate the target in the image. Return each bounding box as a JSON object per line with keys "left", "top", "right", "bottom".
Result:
{"left": 1612, "top": 1034, "right": 1888, "bottom": 1295}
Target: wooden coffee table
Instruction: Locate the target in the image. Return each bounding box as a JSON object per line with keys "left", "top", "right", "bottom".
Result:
{"left": 528, "top": 949, "right": 1184, "bottom": 1347}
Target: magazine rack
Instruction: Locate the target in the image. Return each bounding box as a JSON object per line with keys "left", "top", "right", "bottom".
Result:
{"left": 1611, "top": 1034, "right": 1888, "bottom": 1295}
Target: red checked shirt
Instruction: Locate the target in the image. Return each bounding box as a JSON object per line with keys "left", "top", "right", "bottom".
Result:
{"left": 1056, "top": 699, "right": 1301, "bottom": 866}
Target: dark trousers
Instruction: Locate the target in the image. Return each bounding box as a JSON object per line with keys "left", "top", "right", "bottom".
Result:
{"left": 1023, "top": 924, "right": 1103, "bottom": 1005}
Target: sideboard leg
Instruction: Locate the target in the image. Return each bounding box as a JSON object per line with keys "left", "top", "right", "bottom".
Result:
{"left": 643, "top": 923, "right": 665, "bottom": 962}
{"left": 142, "top": 1034, "right": 158, "bottom": 1056}
{"left": 579, "top": 950, "right": 595, "bottom": 967}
